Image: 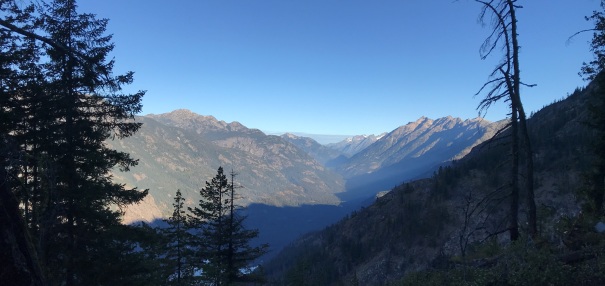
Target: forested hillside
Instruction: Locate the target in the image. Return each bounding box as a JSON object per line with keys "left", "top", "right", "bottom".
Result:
{"left": 264, "top": 79, "right": 603, "bottom": 285}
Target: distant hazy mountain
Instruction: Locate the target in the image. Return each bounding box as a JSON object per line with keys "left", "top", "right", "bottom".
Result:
{"left": 332, "top": 116, "right": 504, "bottom": 198}
{"left": 326, "top": 133, "right": 386, "bottom": 157}
{"left": 106, "top": 109, "right": 345, "bottom": 223}
{"left": 280, "top": 133, "right": 343, "bottom": 164}
{"left": 289, "top": 133, "right": 353, "bottom": 145}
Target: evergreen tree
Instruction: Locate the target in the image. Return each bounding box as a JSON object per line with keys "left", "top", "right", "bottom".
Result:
{"left": 0, "top": 2, "right": 53, "bottom": 283}
{"left": 37, "top": 1, "right": 147, "bottom": 283}
{"left": 164, "top": 189, "right": 195, "bottom": 285}
{"left": 188, "top": 166, "right": 230, "bottom": 285}
{"left": 579, "top": 0, "right": 605, "bottom": 216}
{"left": 188, "top": 167, "right": 268, "bottom": 285}
{"left": 1, "top": 0, "right": 149, "bottom": 284}
{"left": 224, "top": 170, "right": 268, "bottom": 284}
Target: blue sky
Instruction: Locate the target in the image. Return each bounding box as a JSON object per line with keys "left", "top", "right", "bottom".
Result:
{"left": 80, "top": 0, "right": 599, "bottom": 136}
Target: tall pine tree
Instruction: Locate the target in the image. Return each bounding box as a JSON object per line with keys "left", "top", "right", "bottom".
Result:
{"left": 1, "top": 0, "right": 149, "bottom": 284}
{"left": 188, "top": 167, "right": 268, "bottom": 285}
{"left": 224, "top": 170, "right": 268, "bottom": 284}
{"left": 38, "top": 1, "right": 147, "bottom": 283}
{"left": 164, "top": 189, "right": 195, "bottom": 285}
{"left": 188, "top": 167, "right": 230, "bottom": 285}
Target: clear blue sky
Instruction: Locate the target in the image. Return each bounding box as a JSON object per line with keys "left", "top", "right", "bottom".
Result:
{"left": 80, "top": 0, "right": 598, "bottom": 136}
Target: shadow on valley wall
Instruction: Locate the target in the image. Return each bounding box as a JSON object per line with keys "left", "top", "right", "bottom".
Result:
{"left": 340, "top": 157, "right": 445, "bottom": 202}
{"left": 137, "top": 200, "right": 368, "bottom": 261}
{"left": 242, "top": 203, "right": 353, "bottom": 260}
{"left": 135, "top": 159, "right": 451, "bottom": 262}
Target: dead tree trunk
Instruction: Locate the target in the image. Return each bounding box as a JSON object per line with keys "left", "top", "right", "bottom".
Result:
{"left": 475, "top": 0, "right": 536, "bottom": 240}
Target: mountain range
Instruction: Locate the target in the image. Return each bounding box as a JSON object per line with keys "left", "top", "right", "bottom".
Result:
{"left": 107, "top": 109, "right": 504, "bottom": 256}
{"left": 106, "top": 109, "right": 344, "bottom": 223}
{"left": 282, "top": 116, "right": 504, "bottom": 200}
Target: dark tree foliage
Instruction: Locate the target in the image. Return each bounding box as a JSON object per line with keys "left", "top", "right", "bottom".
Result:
{"left": 0, "top": 0, "right": 149, "bottom": 284}
{"left": 0, "top": 138, "right": 45, "bottom": 285}
{"left": 581, "top": 1, "right": 605, "bottom": 80}
{"left": 579, "top": 1, "right": 605, "bottom": 217}
{"left": 188, "top": 166, "right": 230, "bottom": 285}
{"left": 188, "top": 167, "right": 268, "bottom": 285}
{"left": 164, "top": 189, "right": 195, "bottom": 285}
{"left": 224, "top": 170, "right": 269, "bottom": 284}
{"left": 0, "top": 2, "right": 50, "bottom": 284}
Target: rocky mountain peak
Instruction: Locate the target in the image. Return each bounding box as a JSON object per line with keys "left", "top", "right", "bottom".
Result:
{"left": 227, "top": 121, "right": 246, "bottom": 131}
{"left": 147, "top": 109, "right": 240, "bottom": 134}
{"left": 283, "top": 133, "right": 299, "bottom": 139}
{"left": 157, "top": 109, "right": 217, "bottom": 123}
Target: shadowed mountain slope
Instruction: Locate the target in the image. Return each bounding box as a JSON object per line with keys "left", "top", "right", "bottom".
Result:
{"left": 334, "top": 116, "right": 504, "bottom": 199}
{"left": 337, "top": 116, "right": 501, "bottom": 178}
{"left": 265, "top": 86, "right": 594, "bottom": 285}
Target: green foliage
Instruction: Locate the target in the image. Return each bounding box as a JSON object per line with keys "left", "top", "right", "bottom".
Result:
{"left": 578, "top": 75, "right": 605, "bottom": 217}
{"left": 282, "top": 246, "right": 339, "bottom": 286}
